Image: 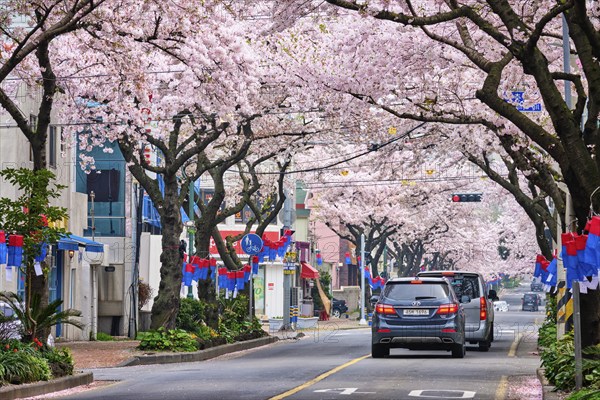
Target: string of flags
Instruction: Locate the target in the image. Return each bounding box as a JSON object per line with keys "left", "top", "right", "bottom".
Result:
{"left": 363, "top": 265, "right": 386, "bottom": 290}
{"left": 182, "top": 230, "right": 294, "bottom": 298}
{"left": 256, "top": 230, "right": 293, "bottom": 262}
{"left": 533, "top": 216, "right": 600, "bottom": 293}
{"left": 0, "top": 231, "right": 25, "bottom": 282}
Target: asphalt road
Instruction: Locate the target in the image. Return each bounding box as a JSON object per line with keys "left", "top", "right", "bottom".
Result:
{"left": 61, "top": 284, "right": 543, "bottom": 400}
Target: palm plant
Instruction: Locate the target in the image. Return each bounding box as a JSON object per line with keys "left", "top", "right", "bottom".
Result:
{"left": 0, "top": 291, "right": 84, "bottom": 343}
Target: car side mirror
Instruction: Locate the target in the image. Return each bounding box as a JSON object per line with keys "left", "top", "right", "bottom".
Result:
{"left": 370, "top": 295, "right": 379, "bottom": 305}
{"left": 461, "top": 295, "right": 471, "bottom": 303}
{"left": 488, "top": 289, "right": 499, "bottom": 301}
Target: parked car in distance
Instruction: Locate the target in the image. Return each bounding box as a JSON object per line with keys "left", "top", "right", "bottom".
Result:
{"left": 493, "top": 301, "right": 509, "bottom": 312}
{"left": 417, "top": 270, "right": 495, "bottom": 351}
{"left": 331, "top": 298, "right": 348, "bottom": 318}
{"left": 522, "top": 293, "right": 541, "bottom": 311}
{"left": 371, "top": 276, "right": 466, "bottom": 359}
{"left": 0, "top": 301, "right": 22, "bottom": 340}
{"left": 530, "top": 281, "right": 544, "bottom": 292}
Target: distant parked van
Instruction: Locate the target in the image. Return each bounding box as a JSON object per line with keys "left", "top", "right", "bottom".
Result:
{"left": 417, "top": 270, "right": 496, "bottom": 351}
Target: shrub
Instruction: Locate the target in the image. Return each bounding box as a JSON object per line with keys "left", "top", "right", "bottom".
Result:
{"left": 138, "top": 327, "right": 198, "bottom": 352}
{"left": 193, "top": 324, "right": 224, "bottom": 350}
{"left": 218, "top": 296, "right": 267, "bottom": 343}
{"left": 541, "top": 332, "right": 600, "bottom": 391}
{"left": 176, "top": 298, "right": 206, "bottom": 332}
{"left": 566, "top": 389, "right": 600, "bottom": 400}
{"left": 0, "top": 350, "right": 51, "bottom": 385}
{"left": 537, "top": 320, "right": 557, "bottom": 349}
{"left": 0, "top": 291, "right": 83, "bottom": 343}
{"left": 96, "top": 332, "right": 114, "bottom": 341}
{"left": 41, "top": 347, "right": 74, "bottom": 378}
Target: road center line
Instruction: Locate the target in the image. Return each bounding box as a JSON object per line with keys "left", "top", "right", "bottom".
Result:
{"left": 494, "top": 375, "right": 508, "bottom": 400}
{"left": 268, "top": 355, "right": 370, "bottom": 400}
{"left": 508, "top": 333, "right": 522, "bottom": 357}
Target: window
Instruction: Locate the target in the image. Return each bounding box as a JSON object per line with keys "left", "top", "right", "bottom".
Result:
{"left": 48, "top": 126, "right": 57, "bottom": 168}
{"left": 384, "top": 282, "right": 450, "bottom": 301}
{"left": 60, "top": 127, "right": 65, "bottom": 157}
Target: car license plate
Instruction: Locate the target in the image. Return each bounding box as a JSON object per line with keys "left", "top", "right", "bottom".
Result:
{"left": 403, "top": 309, "right": 428, "bottom": 316}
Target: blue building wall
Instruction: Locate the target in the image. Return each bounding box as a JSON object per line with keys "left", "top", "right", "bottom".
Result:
{"left": 75, "top": 140, "right": 126, "bottom": 237}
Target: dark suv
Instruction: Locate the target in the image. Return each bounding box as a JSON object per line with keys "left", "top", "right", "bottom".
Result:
{"left": 331, "top": 298, "right": 348, "bottom": 318}
{"left": 371, "top": 277, "right": 466, "bottom": 358}
{"left": 530, "top": 281, "right": 544, "bottom": 292}
{"left": 522, "top": 293, "right": 540, "bottom": 311}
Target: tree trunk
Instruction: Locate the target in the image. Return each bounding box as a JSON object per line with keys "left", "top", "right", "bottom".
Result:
{"left": 150, "top": 183, "right": 183, "bottom": 330}
{"left": 580, "top": 287, "right": 600, "bottom": 348}
{"left": 195, "top": 221, "right": 218, "bottom": 329}
{"left": 30, "top": 139, "right": 50, "bottom": 342}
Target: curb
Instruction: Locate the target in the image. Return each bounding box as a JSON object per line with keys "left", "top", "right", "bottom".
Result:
{"left": 117, "top": 335, "right": 278, "bottom": 367}
{"left": 0, "top": 372, "right": 93, "bottom": 400}
{"left": 537, "top": 368, "right": 562, "bottom": 400}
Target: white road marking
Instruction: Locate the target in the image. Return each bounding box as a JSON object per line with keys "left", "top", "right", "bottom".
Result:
{"left": 314, "top": 388, "right": 376, "bottom": 395}
{"left": 408, "top": 390, "right": 476, "bottom": 398}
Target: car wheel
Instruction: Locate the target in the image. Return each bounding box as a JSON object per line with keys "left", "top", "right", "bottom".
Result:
{"left": 332, "top": 308, "right": 341, "bottom": 318}
{"left": 372, "top": 343, "right": 389, "bottom": 358}
{"left": 451, "top": 342, "right": 465, "bottom": 358}
{"left": 478, "top": 336, "right": 491, "bottom": 352}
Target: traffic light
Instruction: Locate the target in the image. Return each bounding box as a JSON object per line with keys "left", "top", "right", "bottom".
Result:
{"left": 451, "top": 193, "right": 482, "bottom": 202}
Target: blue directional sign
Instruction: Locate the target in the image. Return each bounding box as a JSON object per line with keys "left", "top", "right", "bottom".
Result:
{"left": 241, "top": 233, "right": 263, "bottom": 255}
{"left": 507, "top": 91, "right": 542, "bottom": 112}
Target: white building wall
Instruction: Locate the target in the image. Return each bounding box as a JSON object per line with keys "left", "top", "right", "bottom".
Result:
{"left": 264, "top": 263, "right": 284, "bottom": 318}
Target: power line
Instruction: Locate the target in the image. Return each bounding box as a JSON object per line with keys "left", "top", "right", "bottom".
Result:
{"left": 303, "top": 173, "right": 497, "bottom": 188}
{"left": 239, "top": 122, "right": 427, "bottom": 175}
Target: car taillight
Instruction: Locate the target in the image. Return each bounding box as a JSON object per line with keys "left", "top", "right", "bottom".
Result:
{"left": 480, "top": 297, "right": 487, "bottom": 320}
{"left": 375, "top": 304, "right": 396, "bottom": 315}
{"left": 437, "top": 303, "right": 458, "bottom": 315}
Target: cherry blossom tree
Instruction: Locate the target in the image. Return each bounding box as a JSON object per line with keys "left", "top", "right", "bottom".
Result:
{"left": 52, "top": 1, "right": 330, "bottom": 328}
{"left": 0, "top": 0, "right": 108, "bottom": 321}
{"left": 271, "top": 0, "right": 600, "bottom": 346}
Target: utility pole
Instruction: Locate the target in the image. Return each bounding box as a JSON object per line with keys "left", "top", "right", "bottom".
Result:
{"left": 282, "top": 188, "right": 293, "bottom": 329}
{"left": 187, "top": 180, "right": 194, "bottom": 299}
{"left": 359, "top": 233, "right": 367, "bottom": 325}
{"left": 90, "top": 191, "right": 97, "bottom": 340}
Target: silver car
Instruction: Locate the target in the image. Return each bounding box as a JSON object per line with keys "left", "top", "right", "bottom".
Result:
{"left": 417, "top": 271, "right": 496, "bottom": 351}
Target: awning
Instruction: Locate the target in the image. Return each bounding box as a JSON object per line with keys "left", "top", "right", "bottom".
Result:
{"left": 301, "top": 262, "right": 319, "bottom": 280}
{"left": 58, "top": 234, "right": 104, "bottom": 253}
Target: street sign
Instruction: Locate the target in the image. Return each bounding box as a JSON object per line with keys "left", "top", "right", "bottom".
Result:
{"left": 284, "top": 261, "right": 296, "bottom": 274}
{"left": 506, "top": 91, "right": 542, "bottom": 112}
{"left": 241, "top": 233, "right": 263, "bottom": 255}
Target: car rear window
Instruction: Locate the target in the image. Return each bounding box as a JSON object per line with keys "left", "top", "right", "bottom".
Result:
{"left": 446, "top": 276, "right": 480, "bottom": 299}
{"left": 524, "top": 294, "right": 537, "bottom": 301}
{"left": 418, "top": 272, "right": 482, "bottom": 299}
{"left": 384, "top": 282, "right": 450, "bottom": 301}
